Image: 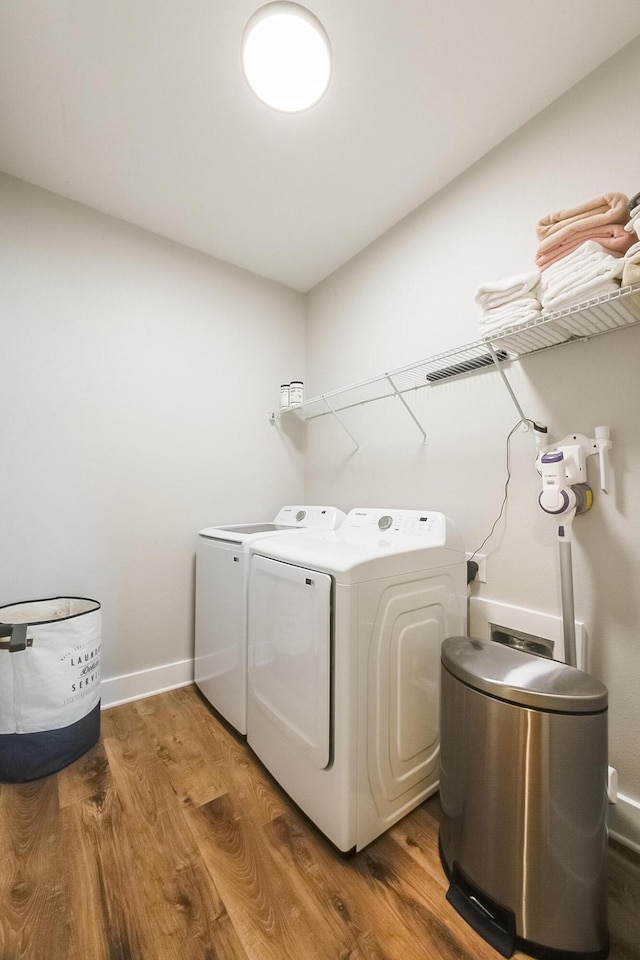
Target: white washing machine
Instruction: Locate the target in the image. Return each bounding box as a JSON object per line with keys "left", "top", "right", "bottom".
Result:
{"left": 247, "top": 507, "right": 467, "bottom": 852}
{"left": 195, "top": 505, "right": 345, "bottom": 735}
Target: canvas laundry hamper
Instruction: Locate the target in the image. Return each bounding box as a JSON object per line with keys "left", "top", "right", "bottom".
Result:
{"left": 0, "top": 597, "right": 102, "bottom": 782}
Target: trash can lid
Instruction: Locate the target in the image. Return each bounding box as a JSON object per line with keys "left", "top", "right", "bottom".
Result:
{"left": 441, "top": 636, "right": 608, "bottom": 713}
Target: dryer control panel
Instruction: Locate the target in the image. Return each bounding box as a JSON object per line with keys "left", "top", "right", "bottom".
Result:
{"left": 341, "top": 508, "right": 453, "bottom": 547}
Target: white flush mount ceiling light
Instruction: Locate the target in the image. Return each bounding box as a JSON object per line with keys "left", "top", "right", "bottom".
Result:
{"left": 242, "top": 2, "right": 331, "bottom": 113}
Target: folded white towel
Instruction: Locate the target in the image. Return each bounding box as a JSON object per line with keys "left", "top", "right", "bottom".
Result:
{"left": 624, "top": 213, "right": 640, "bottom": 235}
{"left": 625, "top": 240, "right": 640, "bottom": 263}
{"left": 540, "top": 257, "right": 624, "bottom": 306}
{"left": 478, "top": 298, "right": 542, "bottom": 332}
{"left": 538, "top": 239, "right": 610, "bottom": 276}
{"left": 623, "top": 261, "right": 640, "bottom": 286}
{"left": 540, "top": 252, "right": 624, "bottom": 301}
{"left": 541, "top": 277, "right": 621, "bottom": 311}
{"left": 538, "top": 239, "right": 611, "bottom": 277}
{"left": 474, "top": 271, "right": 540, "bottom": 309}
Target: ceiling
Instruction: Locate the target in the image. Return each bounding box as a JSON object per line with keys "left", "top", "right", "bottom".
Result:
{"left": 2, "top": 2, "right": 640, "bottom": 292}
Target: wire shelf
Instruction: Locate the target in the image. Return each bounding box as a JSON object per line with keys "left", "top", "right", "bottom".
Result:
{"left": 289, "top": 283, "right": 640, "bottom": 421}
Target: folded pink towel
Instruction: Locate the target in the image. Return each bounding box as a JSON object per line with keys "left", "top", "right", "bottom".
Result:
{"left": 535, "top": 224, "right": 635, "bottom": 270}
{"left": 536, "top": 192, "right": 630, "bottom": 250}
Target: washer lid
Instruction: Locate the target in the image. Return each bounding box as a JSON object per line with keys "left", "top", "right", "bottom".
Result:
{"left": 199, "top": 521, "right": 284, "bottom": 543}
{"left": 199, "top": 505, "right": 345, "bottom": 543}
{"left": 441, "top": 636, "right": 608, "bottom": 713}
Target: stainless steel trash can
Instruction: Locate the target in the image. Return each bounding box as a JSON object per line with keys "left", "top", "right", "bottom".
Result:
{"left": 439, "top": 636, "right": 609, "bottom": 960}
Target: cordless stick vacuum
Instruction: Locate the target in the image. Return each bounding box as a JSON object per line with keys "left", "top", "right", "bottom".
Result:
{"left": 536, "top": 426, "right": 611, "bottom": 668}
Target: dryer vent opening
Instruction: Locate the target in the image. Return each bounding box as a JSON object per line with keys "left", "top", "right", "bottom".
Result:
{"left": 489, "top": 623, "right": 554, "bottom": 659}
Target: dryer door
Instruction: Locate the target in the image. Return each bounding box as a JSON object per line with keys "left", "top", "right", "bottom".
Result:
{"left": 248, "top": 556, "right": 332, "bottom": 769}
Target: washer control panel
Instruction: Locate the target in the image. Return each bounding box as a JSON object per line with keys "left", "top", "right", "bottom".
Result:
{"left": 273, "top": 505, "right": 345, "bottom": 529}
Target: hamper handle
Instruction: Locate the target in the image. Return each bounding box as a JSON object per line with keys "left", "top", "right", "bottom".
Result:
{"left": 0, "top": 623, "right": 29, "bottom": 652}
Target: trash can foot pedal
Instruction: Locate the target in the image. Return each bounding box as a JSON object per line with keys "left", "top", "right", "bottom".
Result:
{"left": 446, "top": 860, "right": 516, "bottom": 958}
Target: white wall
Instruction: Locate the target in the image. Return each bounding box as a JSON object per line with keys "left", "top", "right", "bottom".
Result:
{"left": 0, "top": 173, "right": 305, "bottom": 698}
{"left": 305, "top": 37, "right": 640, "bottom": 843}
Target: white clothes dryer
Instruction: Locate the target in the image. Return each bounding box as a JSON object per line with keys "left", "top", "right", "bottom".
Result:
{"left": 195, "top": 505, "right": 345, "bottom": 735}
{"left": 247, "top": 507, "right": 466, "bottom": 852}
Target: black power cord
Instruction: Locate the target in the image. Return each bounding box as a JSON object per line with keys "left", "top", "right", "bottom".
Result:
{"left": 467, "top": 418, "right": 547, "bottom": 581}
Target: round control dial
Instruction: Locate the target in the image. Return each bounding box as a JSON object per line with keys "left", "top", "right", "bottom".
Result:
{"left": 296, "top": 510, "right": 307, "bottom": 522}
{"left": 378, "top": 515, "right": 393, "bottom": 530}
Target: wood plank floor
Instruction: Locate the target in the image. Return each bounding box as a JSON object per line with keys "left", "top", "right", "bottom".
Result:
{"left": 1, "top": 685, "right": 638, "bottom": 960}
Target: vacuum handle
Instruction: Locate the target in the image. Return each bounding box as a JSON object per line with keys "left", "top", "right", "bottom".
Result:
{"left": 595, "top": 425, "right": 611, "bottom": 494}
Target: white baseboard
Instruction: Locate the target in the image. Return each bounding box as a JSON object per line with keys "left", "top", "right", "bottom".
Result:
{"left": 100, "top": 658, "right": 193, "bottom": 710}
{"left": 610, "top": 792, "right": 640, "bottom": 855}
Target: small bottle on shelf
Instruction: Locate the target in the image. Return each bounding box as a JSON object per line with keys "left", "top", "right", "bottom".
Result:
{"left": 289, "top": 381, "right": 304, "bottom": 406}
